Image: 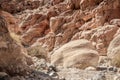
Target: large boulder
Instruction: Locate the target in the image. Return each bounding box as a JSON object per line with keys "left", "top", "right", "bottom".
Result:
{"left": 0, "top": 14, "right": 32, "bottom": 76}
{"left": 107, "top": 34, "right": 120, "bottom": 67}
{"left": 51, "top": 39, "right": 99, "bottom": 69}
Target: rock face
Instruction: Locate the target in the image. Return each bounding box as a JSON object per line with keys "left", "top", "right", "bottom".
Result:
{"left": 107, "top": 34, "right": 120, "bottom": 67}
{"left": 0, "top": 14, "right": 32, "bottom": 76}
{"left": 1, "top": 0, "right": 120, "bottom": 68}
{"left": 51, "top": 39, "right": 99, "bottom": 69}
{"left": 0, "top": 0, "right": 41, "bottom": 13}
{"left": 15, "top": 0, "right": 120, "bottom": 56}
{"left": 0, "top": 0, "right": 120, "bottom": 79}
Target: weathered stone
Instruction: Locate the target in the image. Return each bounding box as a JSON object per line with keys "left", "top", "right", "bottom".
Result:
{"left": 0, "top": 11, "right": 20, "bottom": 33}
{"left": 107, "top": 34, "right": 120, "bottom": 67}
{"left": 90, "top": 25, "right": 119, "bottom": 55}
{"left": 51, "top": 39, "right": 99, "bottom": 69}
{"left": 80, "top": 0, "right": 103, "bottom": 10}
{"left": 0, "top": 0, "right": 41, "bottom": 13}
{"left": 15, "top": 0, "right": 120, "bottom": 52}
{"left": 21, "top": 19, "right": 49, "bottom": 46}
{"left": 27, "top": 44, "right": 49, "bottom": 61}
{"left": 50, "top": 17, "right": 65, "bottom": 33}
{"left": 0, "top": 14, "right": 33, "bottom": 76}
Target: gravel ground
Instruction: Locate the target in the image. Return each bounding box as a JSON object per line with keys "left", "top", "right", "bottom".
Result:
{"left": 58, "top": 68, "right": 120, "bottom": 80}
{"left": 6, "top": 57, "right": 119, "bottom": 80}
{"left": 28, "top": 57, "right": 120, "bottom": 80}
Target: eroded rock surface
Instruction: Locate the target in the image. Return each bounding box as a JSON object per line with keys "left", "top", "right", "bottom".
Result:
{"left": 51, "top": 39, "right": 99, "bottom": 69}
{"left": 0, "top": 0, "right": 120, "bottom": 79}
{"left": 0, "top": 0, "right": 41, "bottom": 13}
{"left": 0, "top": 13, "right": 33, "bottom": 76}
{"left": 107, "top": 34, "right": 120, "bottom": 67}
{"left": 15, "top": 0, "right": 120, "bottom": 55}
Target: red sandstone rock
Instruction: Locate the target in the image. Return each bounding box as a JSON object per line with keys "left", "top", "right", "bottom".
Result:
{"left": 21, "top": 19, "right": 49, "bottom": 46}
{"left": 13, "top": 0, "right": 120, "bottom": 53}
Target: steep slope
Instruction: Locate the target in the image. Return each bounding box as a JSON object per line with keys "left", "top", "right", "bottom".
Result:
{"left": 14, "top": 0, "right": 120, "bottom": 56}
{"left": 0, "top": 0, "right": 120, "bottom": 79}
{"left": 0, "top": 12, "right": 33, "bottom": 76}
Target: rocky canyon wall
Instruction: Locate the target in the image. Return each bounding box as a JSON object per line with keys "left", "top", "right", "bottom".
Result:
{"left": 12, "top": 0, "right": 120, "bottom": 56}
{"left": 0, "top": 0, "right": 120, "bottom": 79}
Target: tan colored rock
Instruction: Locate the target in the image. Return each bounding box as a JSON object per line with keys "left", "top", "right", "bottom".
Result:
{"left": 72, "top": 30, "right": 95, "bottom": 40}
{"left": 50, "top": 16, "right": 65, "bottom": 33}
{"left": 73, "top": 24, "right": 119, "bottom": 56}
{"left": 27, "top": 44, "right": 49, "bottom": 61}
{"left": 108, "top": 47, "right": 120, "bottom": 67}
{"left": 107, "top": 34, "right": 120, "bottom": 56}
{"left": 63, "top": 49, "right": 99, "bottom": 69}
{"left": 79, "top": 15, "right": 105, "bottom": 30}
{"left": 37, "top": 32, "right": 56, "bottom": 51}
{"left": 51, "top": 39, "right": 99, "bottom": 69}
{"left": 114, "top": 28, "right": 120, "bottom": 38}
{"left": 0, "top": 15, "right": 33, "bottom": 76}
{"left": 110, "top": 19, "right": 120, "bottom": 27}
{"left": 110, "top": 19, "right": 120, "bottom": 37}
{"left": 91, "top": 25, "right": 119, "bottom": 55}
{"left": 107, "top": 34, "right": 120, "bottom": 67}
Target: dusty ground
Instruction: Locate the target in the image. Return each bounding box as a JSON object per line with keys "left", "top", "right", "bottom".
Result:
{"left": 58, "top": 68, "right": 120, "bottom": 80}
{"left": 27, "top": 57, "right": 120, "bottom": 80}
